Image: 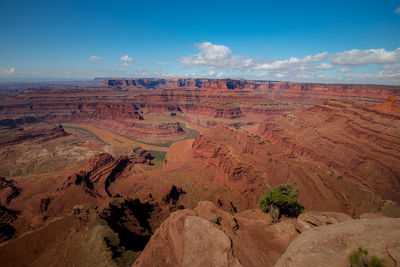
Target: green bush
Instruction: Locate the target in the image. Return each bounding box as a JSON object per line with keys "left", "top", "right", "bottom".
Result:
{"left": 209, "top": 217, "right": 220, "bottom": 225}
{"left": 350, "top": 246, "right": 368, "bottom": 266}
{"left": 258, "top": 183, "right": 304, "bottom": 221}
{"left": 349, "top": 246, "right": 386, "bottom": 267}
{"left": 369, "top": 256, "right": 386, "bottom": 267}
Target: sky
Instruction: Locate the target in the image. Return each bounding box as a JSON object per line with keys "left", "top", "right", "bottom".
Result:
{"left": 0, "top": 0, "right": 400, "bottom": 84}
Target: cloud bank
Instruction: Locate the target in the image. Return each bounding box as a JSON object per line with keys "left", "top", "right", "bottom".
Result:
{"left": 0, "top": 67, "right": 15, "bottom": 76}
{"left": 179, "top": 42, "right": 331, "bottom": 80}
{"left": 330, "top": 48, "right": 400, "bottom": 65}
{"left": 179, "top": 42, "right": 400, "bottom": 84}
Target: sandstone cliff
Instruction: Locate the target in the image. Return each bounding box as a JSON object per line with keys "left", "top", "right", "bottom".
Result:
{"left": 105, "top": 78, "right": 400, "bottom": 100}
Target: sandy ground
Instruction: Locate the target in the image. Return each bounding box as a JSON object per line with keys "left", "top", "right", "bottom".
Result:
{"left": 62, "top": 123, "right": 169, "bottom": 152}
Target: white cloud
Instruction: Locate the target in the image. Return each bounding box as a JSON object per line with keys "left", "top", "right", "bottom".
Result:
{"left": 88, "top": 56, "right": 101, "bottom": 62}
{"left": 386, "top": 64, "right": 400, "bottom": 70}
{"left": 179, "top": 42, "right": 253, "bottom": 69}
{"left": 379, "top": 70, "right": 400, "bottom": 80}
{"left": 302, "top": 52, "right": 329, "bottom": 63}
{"left": 115, "top": 62, "right": 130, "bottom": 67}
{"left": 0, "top": 67, "right": 15, "bottom": 76}
{"left": 180, "top": 42, "right": 328, "bottom": 73}
{"left": 254, "top": 54, "right": 329, "bottom": 71}
{"left": 340, "top": 71, "right": 400, "bottom": 84}
{"left": 120, "top": 55, "right": 133, "bottom": 63}
{"left": 177, "top": 42, "right": 400, "bottom": 84}
{"left": 330, "top": 47, "right": 400, "bottom": 65}
{"left": 196, "top": 42, "right": 231, "bottom": 60}
{"left": 116, "top": 55, "right": 134, "bottom": 67}
{"left": 339, "top": 67, "right": 351, "bottom": 73}
{"left": 395, "top": 6, "right": 400, "bottom": 14}
{"left": 315, "top": 62, "right": 334, "bottom": 70}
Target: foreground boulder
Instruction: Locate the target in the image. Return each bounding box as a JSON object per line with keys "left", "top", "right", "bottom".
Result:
{"left": 132, "top": 201, "right": 400, "bottom": 267}
{"left": 194, "top": 201, "right": 297, "bottom": 267}
{"left": 133, "top": 201, "right": 357, "bottom": 267}
{"left": 132, "top": 208, "right": 241, "bottom": 267}
{"left": 275, "top": 216, "right": 400, "bottom": 267}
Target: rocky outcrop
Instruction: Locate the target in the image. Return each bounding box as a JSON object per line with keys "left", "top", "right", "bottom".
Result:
{"left": 190, "top": 115, "right": 400, "bottom": 215}
{"left": 0, "top": 221, "right": 17, "bottom": 242}
{"left": 163, "top": 185, "right": 185, "bottom": 205}
{"left": 133, "top": 201, "right": 359, "bottom": 267}
{"left": 0, "top": 125, "right": 68, "bottom": 149}
{"left": 258, "top": 99, "right": 400, "bottom": 212}
{"left": 66, "top": 153, "right": 127, "bottom": 197}
{"left": 115, "top": 121, "right": 185, "bottom": 140}
{"left": 130, "top": 147, "right": 154, "bottom": 163}
{"left": 181, "top": 104, "right": 243, "bottom": 119}
{"left": 0, "top": 99, "right": 144, "bottom": 130}
{"left": 100, "top": 198, "right": 155, "bottom": 253}
{"left": 73, "top": 204, "right": 91, "bottom": 230}
{"left": 276, "top": 216, "right": 400, "bottom": 267}
{"left": 0, "top": 205, "right": 20, "bottom": 224}
{"left": 93, "top": 103, "right": 144, "bottom": 120}
{"left": 266, "top": 81, "right": 400, "bottom": 99}
{"left": 193, "top": 201, "right": 297, "bottom": 267}
{"left": 106, "top": 78, "right": 258, "bottom": 91}
{"left": 0, "top": 205, "right": 20, "bottom": 242}
{"left": 132, "top": 207, "right": 242, "bottom": 267}
{"left": 296, "top": 211, "right": 352, "bottom": 230}
{"left": 0, "top": 177, "right": 20, "bottom": 205}
{"left": 0, "top": 116, "right": 38, "bottom": 128}
{"left": 1, "top": 79, "right": 400, "bottom": 266}
{"left": 61, "top": 153, "right": 131, "bottom": 197}
{"left": 39, "top": 197, "right": 52, "bottom": 213}
{"left": 371, "top": 94, "right": 400, "bottom": 117}
{"left": 105, "top": 78, "right": 400, "bottom": 100}
{"left": 241, "top": 102, "right": 294, "bottom": 117}
{"left": 60, "top": 149, "right": 152, "bottom": 197}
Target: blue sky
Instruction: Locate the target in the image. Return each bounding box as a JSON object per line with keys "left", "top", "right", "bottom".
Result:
{"left": 1, "top": 0, "right": 400, "bottom": 84}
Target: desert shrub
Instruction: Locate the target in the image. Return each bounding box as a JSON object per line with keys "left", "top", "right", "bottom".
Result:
{"left": 209, "top": 217, "right": 220, "bottom": 225}
{"left": 350, "top": 246, "right": 369, "bottom": 266}
{"left": 258, "top": 183, "right": 304, "bottom": 222}
{"left": 369, "top": 256, "right": 386, "bottom": 267}
{"left": 349, "top": 246, "right": 386, "bottom": 267}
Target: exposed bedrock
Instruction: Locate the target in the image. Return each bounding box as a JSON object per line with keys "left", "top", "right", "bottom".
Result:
{"left": 60, "top": 149, "right": 153, "bottom": 198}
{"left": 0, "top": 102, "right": 143, "bottom": 123}
{"left": 105, "top": 78, "right": 400, "bottom": 100}
{"left": 133, "top": 201, "right": 377, "bottom": 267}
{"left": 371, "top": 94, "right": 400, "bottom": 117}
{"left": 0, "top": 177, "right": 21, "bottom": 205}
{"left": 100, "top": 198, "right": 155, "bottom": 253}
{"left": 116, "top": 121, "right": 185, "bottom": 139}
{"left": 258, "top": 98, "right": 400, "bottom": 208}
{"left": 276, "top": 216, "right": 400, "bottom": 267}
{"left": 190, "top": 103, "right": 400, "bottom": 214}
{"left": 0, "top": 125, "right": 68, "bottom": 149}
{"left": 106, "top": 78, "right": 259, "bottom": 91}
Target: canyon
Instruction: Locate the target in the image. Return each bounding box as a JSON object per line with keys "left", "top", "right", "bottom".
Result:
{"left": 0, "top": 78, "right": 399, "bottom": 266}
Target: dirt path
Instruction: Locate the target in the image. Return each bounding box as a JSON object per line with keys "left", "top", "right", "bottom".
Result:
{"left": 62, "top": 123, "right": 169, "bottom": 152}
